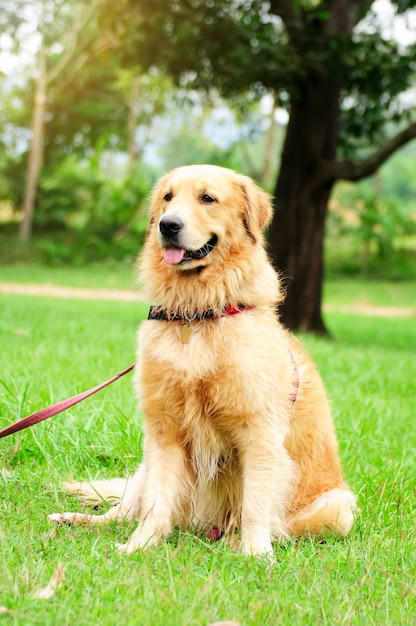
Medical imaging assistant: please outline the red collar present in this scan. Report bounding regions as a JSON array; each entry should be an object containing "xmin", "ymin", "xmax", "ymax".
[{"xmin": 147, "ymin": 304, "xmax": 255, "ymax": 321}]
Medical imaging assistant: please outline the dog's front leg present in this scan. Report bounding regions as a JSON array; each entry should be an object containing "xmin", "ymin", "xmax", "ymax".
[
  {"xmin": 117, "ymin": 438, "xmax": 189, "ymax": 554},
  {"xmin": 240, "ymin": 435, "xmax": 294, "ymax": 556}
]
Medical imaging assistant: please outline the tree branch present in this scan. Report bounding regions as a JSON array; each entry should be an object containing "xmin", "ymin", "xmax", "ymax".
[
  {"xmin": 50, "ymin": 33, "xmax": 119, "ymax": 97},
  {"xmin": 46, "ymin": 2, "xmax": 100, "ymax": 85},
  {"xmin": 329, "ymin": 121, "xmax": 416, "ymax": 182}
]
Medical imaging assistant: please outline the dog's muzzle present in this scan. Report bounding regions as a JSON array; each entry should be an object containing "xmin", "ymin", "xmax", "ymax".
[{"xmin": 159, "ymin": 215, "xmax": 217, "ymax": 265}]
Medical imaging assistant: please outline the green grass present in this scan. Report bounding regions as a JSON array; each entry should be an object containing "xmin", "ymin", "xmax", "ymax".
[
  {"xmin": 324, "ymin": 278, "xmax": 416, "ymax": 308},
  {"xmin": 0, "ymin": 287, "xmax": 415, "ymax": 625},
  {"xmin": 0, "ymin": 263, "xmax": 138, "ymax": 290}
]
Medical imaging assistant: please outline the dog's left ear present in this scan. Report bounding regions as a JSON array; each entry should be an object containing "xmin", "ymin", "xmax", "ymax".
[{"xmin": 237, "ymin": 175, "xmax": 274, "ymax": 241}]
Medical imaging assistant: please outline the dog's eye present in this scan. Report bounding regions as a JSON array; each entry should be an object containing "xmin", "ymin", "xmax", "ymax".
[
  {"xmin": 201, "ymin": 194, "xmax": 216, "ymax": 204},
  {"xmin": 163, "ymin": 192, "xmax": 172, "ymax": 202}
]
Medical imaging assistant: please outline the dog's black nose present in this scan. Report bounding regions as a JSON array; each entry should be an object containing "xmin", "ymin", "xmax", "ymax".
[{"xmin": 159, "ymin": 215, "xmax": 184, "ymax": 238}]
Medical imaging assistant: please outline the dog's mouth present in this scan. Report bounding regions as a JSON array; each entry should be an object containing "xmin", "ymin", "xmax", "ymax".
[{"xmin": 163, "ymin": 235, "xmax": 218, "ymax": 266}]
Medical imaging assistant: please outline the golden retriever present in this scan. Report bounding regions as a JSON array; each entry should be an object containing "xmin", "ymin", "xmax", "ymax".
[{"xmin": 49, "ymin": 164, "xmax": 357, "ymax": 555}]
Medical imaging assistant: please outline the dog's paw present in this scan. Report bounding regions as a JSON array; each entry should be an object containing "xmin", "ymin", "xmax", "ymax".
[
  {"xmin": 115, "ymin": 541, "xmax": 136, "ymax": 554},
  {"xmin": 239, "ymin": 530, "xmax": 276, "ymax": 557},
  {"xmin": 226, "ymin": 532, "xmax": 274, "ymax": 557},
  {"xmin": 241, "ymin": 542, "xmax": 274, "ymax": 558},
  {"xmin": 48, "ymin": 512, "xmax": 70, "ymax": 525},
  {"xmin": 114, "ymin": 539, "xmax": 150, "ymax": 554},
  {"xmin": 48, "ymin": 512, "xmax": 92, "ymax": 526},
  {"xmin": 114, "ymin": 528, "xmax": 160, "ymax": 554}
]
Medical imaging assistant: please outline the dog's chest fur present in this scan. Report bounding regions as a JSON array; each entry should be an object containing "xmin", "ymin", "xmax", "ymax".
[
  {"xmin": 138, "ymin": 319, "xmax": 253, "ymax": 483},
  {"xmin": 137, "ymin": 313, "xmax": 293, "ymax": 486}
]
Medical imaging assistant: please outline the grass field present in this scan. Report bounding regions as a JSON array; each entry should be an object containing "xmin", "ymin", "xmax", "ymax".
[
  {"xmin": 0, "ymin": 273, "xmax": 415, "ymax": 625},
  {"xmin": 0, "ymin": 262, "xmax": 139, "ymax": 291}
]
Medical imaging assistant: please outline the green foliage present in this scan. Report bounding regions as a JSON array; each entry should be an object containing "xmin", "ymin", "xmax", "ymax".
[
  {"xmin": 10, "ymin": 155, "xmax": 153, "ymax": 265},
  {"xmin": 339, "ymin": 32, "xmax": 416, "ymax": 159},
  {"xmin": 395, "ymin": 0, "xmax": 416, "ymax": 13},
  {"xmin": 354, "ymin": 193, "xmax": 411, "ymax": 259},
  {"xmin": 120, "ymin": 0, "xmax": 416, "ymax": 159},
  {"xmin": 0, "ymin": 1, "xmax": 142, "ymax": 166},
  {"xmin": 0, "ymin": 152, "xmax": 26, "ymax": 210},
  {"xmin": 326, "ymin": 194, "xmax": 416, "ymax": 278},
  {"xmin": 325, "ymin": 141, "xmax": 416, "ymax": 278},
  {"xmin": 378, "ymin": 142, "xmax": 416, "ymax": 201},
  {"xmin": 159, "ymin": 130, "xmax": 235, "ymax": 170}
]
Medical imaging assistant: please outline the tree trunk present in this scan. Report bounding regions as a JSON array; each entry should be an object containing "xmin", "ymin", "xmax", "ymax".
[
  {"xmin": 20, "ymin": 44, "xmax": 47, "ymax": 242},
  {"xmin": 19, "ymin": 1, "xmax": 100, "ymax": 242},
  {"xmin": 267, "ymin": 80, "xmax": 340, "ymax": 334},
  {"xmin": 127, "ymin": 77, "xmax": 141, "ymax": 169},
  {"xmin": 260, "ymin": 92, "xmax": 277, "ymax": 187}
]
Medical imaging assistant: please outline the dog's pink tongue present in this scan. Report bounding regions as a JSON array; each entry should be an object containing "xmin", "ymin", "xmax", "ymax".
[{"xmin": 163, "ymin": 248, "xmax": 185, "ymax": 265}]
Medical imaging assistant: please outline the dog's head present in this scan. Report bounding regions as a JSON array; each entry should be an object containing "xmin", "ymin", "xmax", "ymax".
[
  {"xmin": 140, "ymin": 165, "xmax": 279, "ymax": 313},
  {"xmin": 147, "ymin": 165, "xmax": 273, "ymax": 271}
]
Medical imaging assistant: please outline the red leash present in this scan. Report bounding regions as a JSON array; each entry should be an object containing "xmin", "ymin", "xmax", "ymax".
[{"xmin": 0, "ymin": 364, "xmax": 135, "ymax": 439}]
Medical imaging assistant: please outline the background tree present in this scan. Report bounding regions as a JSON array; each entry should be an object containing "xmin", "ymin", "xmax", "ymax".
[
  {"xmin": 1, "ymin": 0, "xmax": 130, "ymax": 242},
  {"xmin": 117, "ymin": 0, "xmax": 416, "ymax": 332},
  {"xmin": 18, "ymin": 0, "xmax": 109, "ymax": 242},
  {"xmin": 1, "ymin": 1, "xmax": 178, "ymax": 242}
]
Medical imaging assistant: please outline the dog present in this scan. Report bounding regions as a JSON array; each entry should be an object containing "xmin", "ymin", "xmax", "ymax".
[{"xmin": 49, "ymin": 164, "xmax": 357, "ymax": 555}]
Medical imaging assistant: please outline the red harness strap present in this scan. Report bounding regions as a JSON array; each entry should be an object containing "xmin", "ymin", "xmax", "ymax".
[{"xmin": 289, "ymin": 351, "xmax": 300, "ymax": 405}]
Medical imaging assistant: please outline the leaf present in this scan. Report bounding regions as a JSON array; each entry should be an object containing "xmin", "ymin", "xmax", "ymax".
[
  {"xmin": 32, "ymin": 562, "xmax": 65, "ymax": 599},
  {"xmin": 208, "ymin": 622, "xmax": 241, "ymax": 626}
]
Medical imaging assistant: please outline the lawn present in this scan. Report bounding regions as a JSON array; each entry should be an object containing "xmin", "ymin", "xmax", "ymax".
[
  {"xmin": 0, "ymin": 262, "xmax": 138, "ymax": 291},
  {"xmin": 0, "ymin": 276, "xmax": 415, "ymax": 625}
]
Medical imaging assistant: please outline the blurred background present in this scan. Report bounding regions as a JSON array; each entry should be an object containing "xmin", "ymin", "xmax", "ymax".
[{"xmin": 0, "ymin": 0, "xmax": 415, "ymax": 332}]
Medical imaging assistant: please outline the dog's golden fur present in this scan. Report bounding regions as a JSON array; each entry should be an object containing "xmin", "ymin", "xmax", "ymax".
[{"xmin": 50, "ymin": 164, "xmax": 356, "ymax": 555}]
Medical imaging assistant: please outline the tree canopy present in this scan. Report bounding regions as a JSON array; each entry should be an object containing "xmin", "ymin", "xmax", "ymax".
[{"xmin": 115, "ymin": 0, "xmax": 416, "ymax": 161}]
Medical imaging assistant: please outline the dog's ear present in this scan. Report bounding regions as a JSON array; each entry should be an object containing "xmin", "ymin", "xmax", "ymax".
[
  {"xmin": 146, "ymin": 172, "xmax": 168, "ymax": 236},
  {"xmin": 146, "ymin": 215, "xmax": 155, "ymax": 238},
  {"xmin": 237, "ymin": 175, "xmax": 273, "ymax": 241}
]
